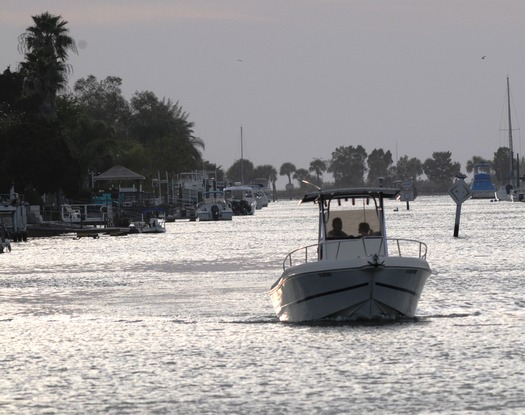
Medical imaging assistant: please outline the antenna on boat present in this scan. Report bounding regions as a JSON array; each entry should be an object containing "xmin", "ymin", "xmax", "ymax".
[{"xmin": 301, "ymin": 179, "xmax": 321, "ymax": 191}]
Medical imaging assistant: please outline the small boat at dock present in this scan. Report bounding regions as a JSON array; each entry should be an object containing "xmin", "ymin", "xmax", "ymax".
[
  {"xmin": 195, "ymin": 190, "xmax": 233, "ymax": 221},
  {"xmin": 129, "ymin": 209, "xmax": 166, "ymax": 233},
  {"xmin": 223, "ymin": 186, "xmax": 257, "ymax": 215},
  {"xmin": 470, "ymin": 163, "xmax": 496, "ymax": 199}
]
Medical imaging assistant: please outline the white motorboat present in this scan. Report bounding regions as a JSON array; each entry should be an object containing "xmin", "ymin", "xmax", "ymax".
[
  {"xmin": 269, "ymin": 187, "xmax": 431, "ymax": 322},
  {"xmin": 1, "ymin": 188, "xmax": 27, "ymax": 242},
  {"xmin": 129, "ymin": 210, "xmax": 166, "ymax": 233},
  {"xmin": 195, "ymin": 191, "xmax": 233, "ymax": 221},
  {"xmin": 0, "ymin": 223, "xmax": 11, "ymax": 253},
  {"xmin": 249, "ymin": 185, "xmax": 269, "ymax": 209},
  {"xmin": 129, "ymin": 217, "xmax": 166, "ymax": 233},
  {"xmin": 223, "ymin": 186, "xmax": 257, "ymax": 215},
  {"xmin": 61, "ymin": 204, "xmax": 112, "ymax": 225}
]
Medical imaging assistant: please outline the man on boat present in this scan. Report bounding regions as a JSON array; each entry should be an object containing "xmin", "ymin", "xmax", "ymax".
[
  {"xmin": 328, "ymin": 217, "xmax": 347, "ymax": 238},
  {"xmin": 357, "ymin": 222, "xmax": 373, "ymax": 237}
]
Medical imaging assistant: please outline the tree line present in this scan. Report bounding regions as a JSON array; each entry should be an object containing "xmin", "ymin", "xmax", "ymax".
[{"xmin": 0, "ymin": 12, "xmax": 519, "ymax": 204}]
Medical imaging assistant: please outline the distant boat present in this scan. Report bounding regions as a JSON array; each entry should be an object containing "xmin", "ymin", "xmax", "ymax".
[
  {"xmin": 470, "ymin": 163, "xmax": 496, "ymax": 199},
  {"xmin": 195, "ymin": 190, "xmax": 233, "ymax": 221},
  {"xmin": 129, "ymin": 209, "xmax": 166, "ymax": 233},
  {"xmin": 0, "ymin": 223, "xmax": 12, "ymax": 253},
  {"xmin": 223, "ymin": 186, "xmax": 257, "ymax": 215},
  {"xmin": 495, "ymin": 76, "xmax": 524, "ymax": 201},
  {"xmin": 248, "ymin": 184, "xmax": 269, "ymax": 209},
  {"xmin": 0, "ymin": 187, "xmax": 28, "ymax": 242}
]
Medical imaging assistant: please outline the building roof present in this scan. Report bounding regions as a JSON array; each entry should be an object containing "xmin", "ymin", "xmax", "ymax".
[{"xmin": 94, "ymin": 165, "xmax": 145, "ymax": 182}]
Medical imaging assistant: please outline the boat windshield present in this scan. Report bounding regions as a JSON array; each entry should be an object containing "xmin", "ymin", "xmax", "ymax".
[
  {"xmin": 325, "ymin": 198, "xmax": 381, "ymax": 239},
  {"xmin": 225, "ymin": 189, "xmax": 252, "ymax": 199},
  {"xmin": 204, "ymin": 191, "xmax": 224, "ymax": 199}
]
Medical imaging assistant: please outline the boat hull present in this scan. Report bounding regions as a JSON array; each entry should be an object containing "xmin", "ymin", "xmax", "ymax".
[
  {"xmin": 470, "ymin": 167, "xmax": 496, "ymax": 199},
  {"xmin": 197, "ymin": 213, "xmax": 233, "ymax": 221},
  {"xmin": 269, "ymin": 256, "xmax": 431, "ymax": 322},
  {"xmin": 471, "ymin": 190, "xmax": 496, "ymax": 199}
]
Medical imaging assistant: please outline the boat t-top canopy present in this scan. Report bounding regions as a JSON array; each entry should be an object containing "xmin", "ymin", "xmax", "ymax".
[
  {"xmin": 300, "ymin": 187, "xmax": 400, "ymax": 204},
  {"xmin": 223, "ymin": 186, "xmax": 254, "ymax": 191}
]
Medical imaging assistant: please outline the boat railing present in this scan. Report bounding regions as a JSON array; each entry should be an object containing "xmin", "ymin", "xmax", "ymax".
[
  {"xmin": 282, "ymin": 238, "xmax": 428, "ymax": 270},
  {"xmin": 387, "ymin": 238, "xmax": 428, "ymax": 260}
]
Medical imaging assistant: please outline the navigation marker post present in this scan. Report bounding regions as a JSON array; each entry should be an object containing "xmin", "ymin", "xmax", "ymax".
[
  {"xmin": 448, "ymin": 173, "xmax": 472, "ymax": 237},
  {"xmin": 398, "ymin": 179, "xmax": 416, "ymax": 210}
]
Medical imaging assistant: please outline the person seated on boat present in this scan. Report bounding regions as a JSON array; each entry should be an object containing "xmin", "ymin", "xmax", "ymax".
[
  {"xmin": 357, "ymin": 222, "xmax": 373, "ymax": 237},
  {"xmin": 327, "ymin": 217, "xmax": 348, "ymax": 238}
]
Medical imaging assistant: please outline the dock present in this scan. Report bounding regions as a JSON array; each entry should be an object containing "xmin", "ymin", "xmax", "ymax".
[{"xmin": 75, "ymin": 228, "xmax": 130, "ymax": 239}]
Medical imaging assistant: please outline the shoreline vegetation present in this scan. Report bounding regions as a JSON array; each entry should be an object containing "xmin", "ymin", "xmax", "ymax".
[{"xmin": 1, "ymin": 12, "xmax": 518, "ymax": 204}]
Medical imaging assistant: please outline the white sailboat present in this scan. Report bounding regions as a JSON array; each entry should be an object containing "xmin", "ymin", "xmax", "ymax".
[{"xmin": 495, "ymin": 76, "xmax": 524, "ymax": 201}]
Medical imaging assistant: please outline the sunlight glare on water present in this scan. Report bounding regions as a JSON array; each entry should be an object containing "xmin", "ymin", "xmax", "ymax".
[{"xmin": 1, "ymin": 196, "xmax": 524, "ymax": 414}]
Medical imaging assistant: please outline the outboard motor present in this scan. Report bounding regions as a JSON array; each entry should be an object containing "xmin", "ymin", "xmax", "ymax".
[
  {"xmin": 211, "ymin": 204, "xmax": 220, "ymax": 220},
  {"xmin": 240, "ymin": 200, "xmax": 250, "ymax": 215},
  {"xmin": 231, "ymin": 201, "xmax": 241, "ymax": 215}
]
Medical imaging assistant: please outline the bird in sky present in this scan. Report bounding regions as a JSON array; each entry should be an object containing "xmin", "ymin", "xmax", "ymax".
[{"xmin": 481, "ymin": 55, "xmax": 486, "ymax": 59}]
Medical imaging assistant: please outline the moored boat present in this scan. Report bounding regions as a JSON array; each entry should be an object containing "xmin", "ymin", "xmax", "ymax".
[
  {"xmin": 0, "ymin": 223, "xmax": 11, "ymax": 253},
  {"xmin": 249, "ymin": 184, "xmax": 269, "ymax": 209},
  {"xmin": 494, "ymin": 77, "xmax": 525, "ymax": 201},
  {"xmin": 195, "ymin": 190, "xmax": 233, "ymax": 221},
  {"xmin": 223, "ymin": 186, "xmax": 257, "ymax": 215},
  {"xmin": 269, "ymin": 187, "xmax": 431, "ymax": 322},
  {"xmin": 129, "ymin": 209, "xmax": 166, "ymax": 233},
  {"xmin": 470, "ymin": 163, "xmax": 496, "ymax": 199},
  {"xmin": 129, "ymin": 217, "xmax": 166, "ymax": 233}
]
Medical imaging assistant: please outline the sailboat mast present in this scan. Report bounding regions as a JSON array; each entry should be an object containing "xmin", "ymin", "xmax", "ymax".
[
  {"xmin": 507, "ymin": 76, "xmax": 515, "ymax": 186},
  {"xmin": 240, "ymin": 126, "xmax": 244, "ymax": 184}
]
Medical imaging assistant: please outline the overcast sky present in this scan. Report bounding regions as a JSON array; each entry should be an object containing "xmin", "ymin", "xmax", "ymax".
[{"xmin": 3, "ymin": 1, "xmax": 525, "ymax": 186}]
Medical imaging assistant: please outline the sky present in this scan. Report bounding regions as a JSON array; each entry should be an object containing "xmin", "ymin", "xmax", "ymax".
[{"xmin": 3, "ymin": 0, "xmax": 525, "ymax": 188}]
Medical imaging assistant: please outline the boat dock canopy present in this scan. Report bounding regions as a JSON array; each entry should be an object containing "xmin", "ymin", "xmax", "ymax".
[
  {"xmin": 300, "ymin": 187, "xmax": 400, "ymax": 203},
  {"xmin": 94, "ymin": 165, "xmax": 145, "ymax": 182}
]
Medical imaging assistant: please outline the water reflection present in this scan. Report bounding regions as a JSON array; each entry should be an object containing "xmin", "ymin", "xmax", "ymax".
[{"xmin": 1, "ymin": 197, "xmax": 524, "ymax": 413}]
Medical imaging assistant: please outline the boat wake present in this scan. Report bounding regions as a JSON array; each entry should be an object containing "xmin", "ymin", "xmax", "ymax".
[{"xmin": 420, "ymin": 312, "xmax": 474, "ymax": 319}]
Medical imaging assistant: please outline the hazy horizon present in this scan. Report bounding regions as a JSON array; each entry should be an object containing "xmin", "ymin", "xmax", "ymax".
[{"xmin": 2, "ymin": 1, "xmax": 525, "ymax": 188}]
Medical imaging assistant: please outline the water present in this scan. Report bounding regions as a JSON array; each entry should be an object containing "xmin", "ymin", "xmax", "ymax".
[{"xmin": 1, "ymin": 196, "xmax": 524, "ymax": 414}]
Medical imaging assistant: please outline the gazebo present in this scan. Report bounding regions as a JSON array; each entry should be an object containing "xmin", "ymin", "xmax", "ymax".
[
  {"xmin": 93, "ymin": 165, "xmax": 147, "ymax": 208},
  {"xmin": 94, "ymin": 165, "xmax": 145, "ymax": 182}
]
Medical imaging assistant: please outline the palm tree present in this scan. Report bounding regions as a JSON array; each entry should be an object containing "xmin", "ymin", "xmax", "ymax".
[
  {"xmin": 292, "ymin": 168, "xmax": 311, "ymax": 189},
  {"xmin": 279, "ymin": 162, "xmax": 296, "ymax": 200},
  {"xmin": 309, "ymin": 158, "xmax": 327, "ymax": 187},
  {"xmin": 129, "ymin": 90, "xmax": 204, "ymax": 175},
  {"xmin": 279, "ymin": 162, "xmax": 296, "ymax": 185},
  {"xmin": 18, "ymin": 12, "xmax": 77, "ymax": 120},
  {"xmin": 268, "ymin": 166, "xmax": 278, "ymax": 202},
  {"xmin": 252, "ymin": 164, "xmax": 277, "ymax": 201}
]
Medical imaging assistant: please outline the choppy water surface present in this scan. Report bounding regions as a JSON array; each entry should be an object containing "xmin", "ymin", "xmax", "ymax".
[{"xmin": 1, "ymin": 196, "xmax": 524, "ymax": 414}]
